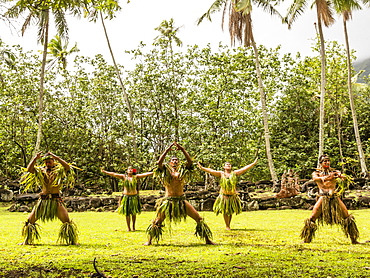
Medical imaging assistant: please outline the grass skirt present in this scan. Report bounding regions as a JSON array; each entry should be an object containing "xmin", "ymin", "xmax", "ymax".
[
  {"xmin": 117, "ymin": 194, "xmax": 141, "ymax": 216},
  {"xmin": 155, "ymin": 196, "xmax": 187, "ymax": 224},
  {"xmin": 317, "ymin": 195, "xmax": 344, "ymax": 226},
  {"xmin": 213, "ymin": 193, "xmax": 242, "ymax": 216},
  {"xmin": 34, "ymin": 194, "xmax": 65, "ymax": 222}
]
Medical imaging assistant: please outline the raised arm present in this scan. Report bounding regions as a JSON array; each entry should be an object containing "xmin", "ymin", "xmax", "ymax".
[
  {"xmin": 47, "ymin": 152, "xmax": 70, "ymax": 171},
  {"xmin": 26, "ymin": 151, "xmax": 43, "ymax": 174},
  {"xmin": 197, "ymin": 162, "xmax": 222, "ymax": 177},
  {"xmin": 136, "ymin": 171, "xmax": 154, "ymax": 179},
  {"xmin": 157, "ymin": 143, "xmax": 175, "ymax": 170},
  {"xmin": 101, "ymin": 168, "xmax": 126, "ymax": 179},
  {"xmin": 233, "ymin": 157, "xmax": 258, "ymax": 176},
  {"xmin": 175, "ymin": 142, "xmax": 192, "ymax": 169}
]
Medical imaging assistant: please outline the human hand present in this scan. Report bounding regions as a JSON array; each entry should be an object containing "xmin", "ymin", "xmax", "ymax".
[
  {"xmin": 173, "ymin": 142, "xmax": 183, "ymax": 150},
  {"xmin": 35, "ymin": 151, "xmax": 43, "ymax": 160}
]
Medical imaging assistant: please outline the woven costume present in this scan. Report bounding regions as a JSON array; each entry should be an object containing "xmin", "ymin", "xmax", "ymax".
[
  {"xmin": 213, "ymin": 172, "xmax": 242, "ymax": 216},
  {"xmin": 301, "ymin": 170, "xmax": 359, "ymax": 243},
  {"xmin": 146, "ymin": 163, "xmax": 213, "ymax": 243},
  {"xmin": 117, "ymin": 194, "xmax": 142, "ymax": 216},
  {"xmin": 20, "ymin": 163, "xmax": 78, "ymax": 245}
]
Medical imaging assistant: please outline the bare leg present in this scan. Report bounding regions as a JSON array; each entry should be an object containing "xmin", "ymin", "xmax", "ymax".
[
  {"xmin": 310, "ymin": 197, "xmax": 323, "ymax": 222},
  {"xmin": 56, "ymin": 203, "xmax": 71, "ymax": 223},
  {"xmin": 125, "ymin": 216, "xmax": 131, "ymax": 231},
  {"xmin": 223, "ymin": 214, "xmax": 232, "ymax": 230},
  {"xmin": 27, "ymin": 207, "xmax": 37, "ymax": 224},
  {"xmin": 132, "ymin": 215, "xmax": 137, "ymax": 231},
  {"xmin": 185, "ymin": 201, "xmax": 215, "ymax": 245},
  {"xmin": 338, "ymin": 198, "xmax": 350, "ymax": 218}
]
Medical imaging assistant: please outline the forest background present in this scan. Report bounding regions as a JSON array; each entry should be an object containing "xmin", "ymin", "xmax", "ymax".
[{"xmin": 1, "ymin": 0, "xmax": 370, "ymax": 192}]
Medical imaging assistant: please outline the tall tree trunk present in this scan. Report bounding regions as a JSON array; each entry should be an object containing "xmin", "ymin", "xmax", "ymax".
[
  {"xmin": 250, "ymin": 36, "xmax": 278, "ymax": 183},
  {"xmin": 100, "ymin": 11, "xmax": 138, "ymax": 163},
  {"xmin": 316, "ymin": 8, "xmax": 327, "ymax": 167},
  {"xmin": 343, "ymin": 17, "xmax": 368, "ymax": 176},
  {"xmin": 34, "ymin": 11, "xmax": 49, "ymax": 154}
]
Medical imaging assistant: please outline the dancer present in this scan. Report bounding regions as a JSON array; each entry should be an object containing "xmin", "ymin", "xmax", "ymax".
[
  {"xmin": 144, "ymin": 142, "xmax": 214, "ymax": 245},
  {"xmin": 300, "ymin": 154, "xmax": 359, "ymax": 244},
  {"xmin": 198, "ymin": 158, "xmax": 258, "ymax": 230},
  {"xmin": 20, "ymin": 152, "xmax": 78, "ymax": 245},
  {"xmin": 101, "ymin": 166, "xmax": 153, "ymax": 231}
]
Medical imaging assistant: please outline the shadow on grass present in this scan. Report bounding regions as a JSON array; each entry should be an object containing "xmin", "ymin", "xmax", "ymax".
[{"xmin": 226, "ymin": 228, "xmax": 269, "ymax": 232}]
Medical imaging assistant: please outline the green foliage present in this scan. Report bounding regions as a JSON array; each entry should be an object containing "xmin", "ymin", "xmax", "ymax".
[{"xmin": 0, "ymin": 36, "xmax": 369, "ymax": 184}]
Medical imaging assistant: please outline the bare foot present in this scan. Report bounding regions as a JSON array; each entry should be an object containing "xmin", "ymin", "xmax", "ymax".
[
  {"xmin": 225, "ymin": 227, "xmax": 231, "ymax": 231},
  {"xmin": 351, "ymin": 240, "xmax": 361, "ymax": 244},
  {"xmin": 143, "ymin": 241, "xmax": 152, "ymax": 246},
  {"xmin": 206, "ymin": 239, "xmax": 216, "ymax": 245}
]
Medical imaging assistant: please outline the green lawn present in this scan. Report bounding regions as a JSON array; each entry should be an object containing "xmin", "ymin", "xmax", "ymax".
[{"xmin": 1, "ymin": 203, "xmax": 370, "ymax": 277}]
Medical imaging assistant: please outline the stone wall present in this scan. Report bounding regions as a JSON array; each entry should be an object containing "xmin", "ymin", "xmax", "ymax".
[
  {"xmin": 3, "ymin": 177, "xmax": 370, "ymax": 213},
  {"xmin": 6, "ymin": 189, "xmax": 370, "ymax": 213}
]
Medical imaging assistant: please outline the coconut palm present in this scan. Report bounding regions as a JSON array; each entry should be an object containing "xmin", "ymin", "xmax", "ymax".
[
  {"xmin": 332, "ymin": 0, "xmax": 370, "ymax": 176},
  {"xmin": 198, "ymin": 0, "xmax": 282, "ymax": 183},
  {"xmin": 286, "ymin": 0, "xmax": 335, "ymax": 165},
  {"xmin": 4, "ymin": 0, "xmax": 85, "ymax": 154},
  {"xmin": 47, "ymin": 35, "xmax": 79, "ymax": 70}
]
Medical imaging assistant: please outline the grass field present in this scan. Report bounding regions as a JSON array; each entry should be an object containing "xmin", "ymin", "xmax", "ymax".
[{"xmin": 1, "ymin": 203, "xmax": 370, "ymax": 277}]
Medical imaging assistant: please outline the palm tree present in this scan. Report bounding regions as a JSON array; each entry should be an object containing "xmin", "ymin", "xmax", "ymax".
[
  {"xmin": 5, "ymin": 0, "xmax": 85, "ymax": 154},
  {"xmin": 153, "ymin": 19, "xmax": 183, "ymax": 141},
  {"xmin": 332, "ymin": 0, "xmax": 369, "ymax": 176},
  {"xmin": 198, "ymin": 0, "xmax": 281, "ymax": 183},
  {"xmin": 47, "ymin": 35, "xmax": 79, "ymax": 70},
  {"xmin": 85, "ymin": 1, "xmax": 138, "ymax": 163},
  {"xmin": 286, "ymin": 0, "xmax": 335, "ymax": 165}
]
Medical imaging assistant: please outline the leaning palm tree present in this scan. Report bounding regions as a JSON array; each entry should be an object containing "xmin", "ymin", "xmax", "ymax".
[
  {"xmin": 85, "ymin": 0, "xmax": 138, "ymax": 163},
  {"xmin": 286, "ymin": 0, "xmax": 335, "ymax": 165},
  {"xmin": 5, "ymin": 0, "xmax": 85, "ymax": 154},
  {"xmin": 47, "ymin": 35, "xmax": 79, "ymax": 70},
  {"xmin": 332, "ymin": 0, "xmax": 370, "ymax": 176},
  {"xmin": 198, "ymin": 0, "xmax": 281, "ymax": 183}
]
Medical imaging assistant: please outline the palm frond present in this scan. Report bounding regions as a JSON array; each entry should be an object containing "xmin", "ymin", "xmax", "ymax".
[
  {"xmin": 255, "ymin": 0, "xmax": 283, "ymax": 20},
  {"xmin": 316, "ymin": 0, "xmax": 335, "ymax": 27},
  {"xmin": 53, "ymin": 9, "xmax": 68, "ymax": 40},
  {"xmin": 286, "ymin": 0, "xmax": 309, "ymax": 29},
  {"xmin": 197, "ymin": 0, "xmax": 227, "ymax": 25}
]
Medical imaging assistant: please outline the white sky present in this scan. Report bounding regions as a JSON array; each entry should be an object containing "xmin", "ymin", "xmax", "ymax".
[{"xmin": 2, "ymin": 0, "xmax": 370, "ymax": 70}]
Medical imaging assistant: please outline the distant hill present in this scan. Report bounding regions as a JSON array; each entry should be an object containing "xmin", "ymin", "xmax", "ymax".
[{"xmin": 353, "ymin": 57, "xmax": 370, "ymax": 83}]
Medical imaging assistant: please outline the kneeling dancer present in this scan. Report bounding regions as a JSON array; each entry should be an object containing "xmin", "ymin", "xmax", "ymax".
[
  {"xmin": 20, "ymin": 152, "xmax": 78, "ymax": 245},
  {"xmin": 144, "ymin": 142, "xmax": 214, "ymax": 245},
  {"xmin": 301, "ymin": 154, "xmax": 359, "ymax": 244}
]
